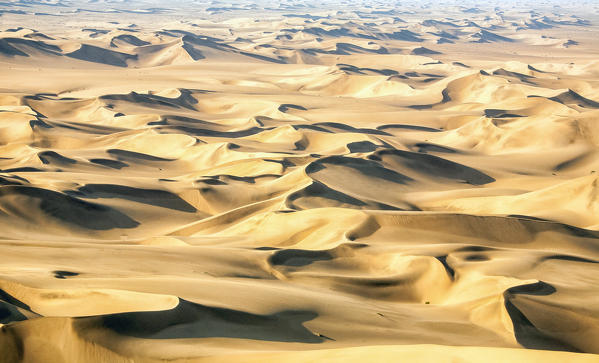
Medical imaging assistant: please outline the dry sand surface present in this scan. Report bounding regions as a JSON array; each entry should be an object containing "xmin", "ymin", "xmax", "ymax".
[{"xmin": 1, "ymin": 0, "xmax": 599, "ymax": 362}]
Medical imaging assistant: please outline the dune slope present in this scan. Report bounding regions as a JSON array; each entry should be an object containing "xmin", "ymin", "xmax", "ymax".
[{"xmin": 0, "ymin": 0, "xmax": 599, "ymax": 362}]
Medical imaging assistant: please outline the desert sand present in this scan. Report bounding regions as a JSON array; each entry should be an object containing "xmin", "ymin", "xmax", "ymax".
[{"xmin": 0, "ymin": 0, "xmax": 599, "ymax": 362}]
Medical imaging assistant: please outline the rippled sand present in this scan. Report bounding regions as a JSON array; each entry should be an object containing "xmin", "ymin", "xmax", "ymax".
[{"xmin": 0, "ymin": 1, "xmax": 599, "ymax": 362}]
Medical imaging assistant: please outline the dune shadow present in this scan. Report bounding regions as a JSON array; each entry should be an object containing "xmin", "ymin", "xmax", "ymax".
[
  {"xmin": 70, "ymin": 184, "xmax": 197, "ymax": 212},
  {"xmin": 107, "ymin": 149, "xmax": 174, "ymax": 162},
  {"xmin": 337, "ymin": 63, "xmax": 398, "ymax": 76},
  {"xmin": 435, "ymin": 255, "xmax": 455, "ymax": 279},
  {"xmin": 110, "ymin": 34, "xmax": 150, "ymax": 47},
  {"xmin": 377, "ymin": 124, "xmax": 442, "ymax": 133},
  {"xmin": 270, "ymin": 248, "xmax": 334, "ymax": 267},
  {"xmin": 89, "ymin": 158, "xmax": 129, "ymax": 170},
  {"xmin": 0, "ymin": 289, "xmax": 35, "ymax": 324},
  {"xmin": 412, "ymin": 143, "xmax": 458, "ymax": 154},
  {"xmin": 549, "ymin": 89, "xmax": 599, "ymax": 109},
  {"xmin": 96, "ymin": 299, "xmax": 324, "ymax": 343},
  {"xmin": 503, "ymin": 281, "xmax": 580, "ymax": 352},
  {"xmin": 314, "ymin": 122, "xmax": 390, "ymax": 136},
  {"xmin": 411, "ymin": 47, "xmax": 441, "ymax": 55},
  {"xmin": 375, "ymin": 149, "xmax": 495, "ymax": 185},
  {"xmin": 0, "ymin": 186, "xmax": 139, "ymax": 230},
  {"xmin": 100, "ymin": 89, "xmax": 198, "ymax": 110},
  {"xmin": 541, "ymin": 254, "xmax": 599, "ymax": 264},
  {"xmin": 0, "ymin": 175, "xmax": 27, "ymax": 186},
  {"xmin": 53, "ymin": 270, "xmax": 80, "ymax": 279},
  {"xmin": 347, "ymin": 141, "xmax": 379, "ymax": 153},
  {"xmin": 493, "ymin": 69, "xmax": 535, "ymax": 84},
  {"xmin": 66, "ymin": 44, "xmax": 138, "ymax": 67},
  {"xmin": 307, "ymin": 156, "xmax": 414, "ymax": 185},
  {"xmin": 38, "ymin": 151, "xmax": 77, "ymax": 165},
  {"xmin": 0, "ymin": 37, "xmax": 61, "ymax": 57},
  {"xmin": 278, "ymin": 104, "xmax": 307, "ymax": 112},
  {"xmin": 159, "ymin": 125, "xmax": 268, "ymax": 138},
  {"xmin": 286, "ymin": 180, "xmax": 403, "ymax": 211},
  {"xmin": 408, "ymin": 89, "xmax": 452, "ymax": 109},
  {"xmin": 484, "ymin": 109, "xmax": 525, "ymax": 118}
]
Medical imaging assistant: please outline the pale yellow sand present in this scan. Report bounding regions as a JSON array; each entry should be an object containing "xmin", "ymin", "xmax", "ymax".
[{"xmin": 0, "ymin": 1, "xmax": 598, "ymax": 362}]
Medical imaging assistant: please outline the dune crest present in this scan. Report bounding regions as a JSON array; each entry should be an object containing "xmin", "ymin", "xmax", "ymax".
[{"xmin": 0, "ymin": 0, "xmax": 599, "ymax": 362}]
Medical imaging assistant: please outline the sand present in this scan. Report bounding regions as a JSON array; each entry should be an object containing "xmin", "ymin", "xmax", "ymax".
[{"xmin": 0, "ymin": 0, "xmax": 599, "ymax": 362}]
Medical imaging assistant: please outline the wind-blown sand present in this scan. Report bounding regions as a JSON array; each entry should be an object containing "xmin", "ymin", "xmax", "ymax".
[{"xmin": 0, "ymin": 0, "xmax": 599, "ymax": 362}]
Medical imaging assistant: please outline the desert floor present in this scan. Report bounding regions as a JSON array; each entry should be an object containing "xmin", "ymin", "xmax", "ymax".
[{"xmin": 0, "ymin": 1, "xmax": 599, "ymax": 362}]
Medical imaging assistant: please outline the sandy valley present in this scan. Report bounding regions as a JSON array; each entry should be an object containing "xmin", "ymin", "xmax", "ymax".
[{"xmin": 0, "ymin": 0, "xmax": 599, "ymax": 362}]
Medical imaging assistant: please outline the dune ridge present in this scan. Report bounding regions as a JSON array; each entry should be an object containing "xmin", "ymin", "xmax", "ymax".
[{"xmin": 0, "ymin": 0, "xmax": 599, "ymax": 362}]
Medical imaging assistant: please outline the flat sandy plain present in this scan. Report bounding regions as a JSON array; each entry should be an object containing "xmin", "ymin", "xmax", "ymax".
[{"xmin": 1, "ymin": 0, "xmax": 599, "ymax": 362}]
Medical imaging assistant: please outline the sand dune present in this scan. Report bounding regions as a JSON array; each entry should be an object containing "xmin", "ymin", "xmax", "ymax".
[{"xmin": 0, "ymin": 0, "xmax": 598, "ymax": 362}]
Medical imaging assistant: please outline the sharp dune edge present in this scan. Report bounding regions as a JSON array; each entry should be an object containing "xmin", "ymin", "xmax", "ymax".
[{"xmin": 1, "ymin": 0, "xmax": 599, "ymax": 362}]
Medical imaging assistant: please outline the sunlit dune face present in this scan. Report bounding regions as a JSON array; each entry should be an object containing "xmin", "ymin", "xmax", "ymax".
[{"xmin": 0, "ymin": 1, "xmax": 598, "ymax": 362}]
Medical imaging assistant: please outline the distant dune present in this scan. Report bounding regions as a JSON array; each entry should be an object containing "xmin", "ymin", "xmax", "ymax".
[{"xmin": 0, "ymin": 0, "xmax": 599, "ymax": 362}]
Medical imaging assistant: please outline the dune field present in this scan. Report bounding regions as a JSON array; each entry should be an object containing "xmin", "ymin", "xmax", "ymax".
[{"xmin": 0, "ymin": 0, "xmax": 599, "ymax": 362}]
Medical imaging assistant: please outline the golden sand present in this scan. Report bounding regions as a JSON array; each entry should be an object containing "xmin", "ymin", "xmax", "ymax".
[{"xmin": 0, "ymin": 1, "xmax": 598, "ymax": 362}]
